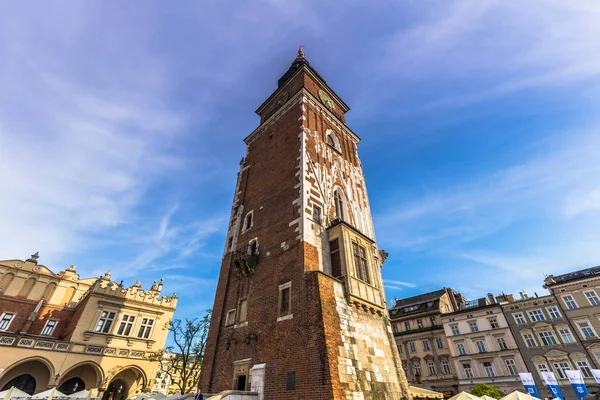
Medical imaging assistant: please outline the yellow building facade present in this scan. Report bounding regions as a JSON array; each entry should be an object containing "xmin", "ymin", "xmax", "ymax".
[{"xmin": 0, "ymin": 254, "xmax": 177, "ymax": 400}]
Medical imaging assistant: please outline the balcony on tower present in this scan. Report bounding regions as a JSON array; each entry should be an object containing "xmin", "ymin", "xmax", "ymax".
[
  {"xmin": 326, "ymin": 219, "xmax": 385, "ymax": 313},
  {"xmin": 232, "ymin": 241, "xmax": 259, "ymax": 277}
]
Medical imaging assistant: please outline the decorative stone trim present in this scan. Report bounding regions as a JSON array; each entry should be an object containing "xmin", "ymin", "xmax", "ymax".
[
  {"xmin": 34, "ymin": 340, "xmax": 55, "ymax": 350},
  {"xmin": 104, "ymin": 348, "xmax": 116, "ymax": 355},
  {"xmin": 0, "ymin": 336, "xmax": 16, "ymax": 346},
  {"xmin": 17, "ymin": 338, "xmax": 35, "ymax": 347},
  {"xmin": 86, "ymin": 345, "xmax": 104, "ymax": 354},
  {"xmin": 118, "ymin": 349, "xmax": 130, "ymax": 357},
  {"xmin": 129, "ymin": 351, "xmax": 144, "ymax": 358},
  {"xmin": 55, "ymin": 342, "xmax": 70, "ymax": 351}
]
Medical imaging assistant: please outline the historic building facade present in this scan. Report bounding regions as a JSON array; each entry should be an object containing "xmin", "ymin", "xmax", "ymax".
[
  {"xmin": 199, "ymin": 50, "xmax": 411, "ymax": 400},
  {"xmin": 0, "ymin": 254, "xmax": 177, "ymax": 400},
  {"xmin": 501, "ymin": 294, "xmax": 596, "ymax": 399},
  {"xmin": 441, "ymin": 296, "xmax": 527, "ymax": 395},
  {"xmin": 389, "ymin": 288, "xmax": 464, "ymax": 397},
  {"xmin": 544, "ymin": 266, "xmax": 600, "ymax": 370}
]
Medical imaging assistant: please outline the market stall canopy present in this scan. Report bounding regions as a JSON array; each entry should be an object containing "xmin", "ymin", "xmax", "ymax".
[
  {"xmin": 482, "ymin": 396, "xmax": 498, "ymax": 400},
  {"xmin": 500, "ymin": 391, "xmax": 540, "ymax": 400},
  {"xmin": 0, "ymin": 387, "xmax": 32, "ymax": 400},
  {"xmin": 409, "ymin": 386, "xmax": 444, "ymax": 399},
  {"xmin": 31, "ymin": 389, "xmax": 67, "ymax": 400},
  {"xmin": 448, "ymin": 392, "xmax": 483, "ymax": 400}
]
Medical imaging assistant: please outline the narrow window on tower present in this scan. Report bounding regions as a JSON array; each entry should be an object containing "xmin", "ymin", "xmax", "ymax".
[
  {"xmin": 334, "ymin": 189, "xmax": 345, "ymax": 221},
  {"xmin": 287, "ymin": 372, "xmax": 296, "ymax": 391},
  {"xmin": 278, "ymin": 281, "xmax": 292, "ymax": 321},
  {"xmin": 243, "ymin": 211, "xmax": 253, "ymax": 231},
  {"xmin": 248, "ymin": 239, "xmax": 258, "ymax": 256},
  {"xmin": 237, "ymin": 298, "xmax": 248, "ymax": 324},
  {"xmin": 313, "ymin": 205, "xmax": 322, "ymax": 225},
  {"xmin": 228, "ymin": 237, "xmax": 234, "ymax": 251},
  {"xmin": 352, "ymin": 242, "xmax": 371, "ymax": 284},
  {"xmin": 225, "ymin": 309, "xmax": 236, "ymax": 326},
  {"xmin": 329, "ymin": 239, "xmax": 342, "ymax": 277}
]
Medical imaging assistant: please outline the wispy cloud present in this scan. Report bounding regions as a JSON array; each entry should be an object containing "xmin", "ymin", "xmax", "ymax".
[{"xmin": 384, "ymin": 280, "xmax": 417, "ymax": 288}]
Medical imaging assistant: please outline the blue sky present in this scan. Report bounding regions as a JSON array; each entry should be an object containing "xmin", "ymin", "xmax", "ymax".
[{"xmin": 1, "ymin": 1, "xmax": 600, "ymax": 320}]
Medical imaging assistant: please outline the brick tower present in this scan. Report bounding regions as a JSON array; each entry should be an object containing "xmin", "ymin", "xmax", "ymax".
[{"xmin": 199, "ymin": 49, "xmax": 411, "ymax": 400}]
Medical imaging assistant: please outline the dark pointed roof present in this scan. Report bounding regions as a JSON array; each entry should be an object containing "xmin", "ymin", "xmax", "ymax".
[{"xmin": 256, "ymin": 49, "xmax": 350, "ymax": 115}]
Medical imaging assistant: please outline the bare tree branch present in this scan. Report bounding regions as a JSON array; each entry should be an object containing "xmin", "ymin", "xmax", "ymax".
[{"xmin": 149, "ymin": 309, "xmax": 212, "ymax": 394}]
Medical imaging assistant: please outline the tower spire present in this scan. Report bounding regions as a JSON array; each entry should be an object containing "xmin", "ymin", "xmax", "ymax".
[{"xmin": 296, "ymin": 45, "xmax": 305, "ymax": 59}]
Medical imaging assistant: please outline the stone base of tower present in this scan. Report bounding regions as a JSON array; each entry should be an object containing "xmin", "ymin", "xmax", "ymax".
[{"xmin": 315, "ymin": 272, "xmax": 412, "ymax": 400}]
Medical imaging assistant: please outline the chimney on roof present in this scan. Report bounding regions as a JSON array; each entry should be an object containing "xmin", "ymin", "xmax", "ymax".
[{"xmin": 519, "ymin": 292, "xmax": 528, "ymax": 300}]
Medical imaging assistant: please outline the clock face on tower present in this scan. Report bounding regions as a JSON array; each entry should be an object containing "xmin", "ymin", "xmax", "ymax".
[{"xmin": 318, "ymin": 89, "xmax": 336, "ymax": 111}]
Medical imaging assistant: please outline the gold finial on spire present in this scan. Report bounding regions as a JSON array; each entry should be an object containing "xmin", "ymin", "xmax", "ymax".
[{"xmin": 297, "ymin": 46, "xmax": 305, "ymax": 58}]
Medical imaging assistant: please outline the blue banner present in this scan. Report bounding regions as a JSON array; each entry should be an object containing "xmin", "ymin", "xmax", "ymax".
[
  {"xmin": 566, "ymin": 370, "xmax": 589, "ymax": 400},
  {"xmin": 541, "ymin": 371, "xmax": 565, "ymax": 400},
  {"xmin": 519, "ymin": 372, "xmax": 541, "ymax": 398}
]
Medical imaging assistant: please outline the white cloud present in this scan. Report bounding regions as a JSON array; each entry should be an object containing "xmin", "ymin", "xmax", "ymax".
[{"xmin": 383, "ymin": 279, "xmax": 417, "ymax": 288}]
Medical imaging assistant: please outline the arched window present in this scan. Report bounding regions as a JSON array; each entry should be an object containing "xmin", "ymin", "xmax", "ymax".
[
  {"xmin": 243, "ymin": 211, "xmax": 253, "ymax": 231},
  {"xmin": 249, "ymin": 240, "xmax": 258, "ymax": 256},
  {"xmin": 42, "ymin": 283, "xmax": 57, "ymax": 301},
  {"xmin": 334, "ymin": 189, "xmax": 345, "ymax": 220},
  {"xmin": 18, "ymin": 277, "xmax": 36, "ymax": 298},
  {"xmin": 0, "ymin": 273, "xmax": 15, "ymax": 292},
  {"xmin": 61, "ymin": 286, "xmax": 76, "ymax": 305},
  {"xmin": 325, "ymin": 130, "xmax": 342, "ymax": 153}
]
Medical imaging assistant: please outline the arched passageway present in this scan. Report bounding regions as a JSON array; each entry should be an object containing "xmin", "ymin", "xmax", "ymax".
[
  {"xmin": 57, "ymin": 362, "xmax": 103, "ymax": 395},
  {"xmin": 102, "ymin": 367, "xmax": 146, "ymax": 400},
  {"xmin": 0, "ymin": 359, "xmax": 53, "ymax": 395}
]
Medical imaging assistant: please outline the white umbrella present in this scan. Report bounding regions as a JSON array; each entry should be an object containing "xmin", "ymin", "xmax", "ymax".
[
  {"xmin": 67, "ymin": 390, "xmax": 96, "ymax": 400},
  {"xmin": 31, "ymin": 389, "xmax": 67, "ymax": 400},
  {"xmin": 0, "ymin": 387, "xmax": 32, "ymax": 400},
  {"xmin": 481, "ymin": 396, "xmax": 498, "ymax": 400},
  {"xmin": 448, "ymin": 392, "xmax": 483, "ymax": 400},
  {"xmin": 500, "ymin": 391, "xmax": 540, "ymax": 400}
]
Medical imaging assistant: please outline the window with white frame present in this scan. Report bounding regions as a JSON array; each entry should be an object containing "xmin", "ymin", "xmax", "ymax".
[
  {"xmin": 469, "ymin": 321, "xmax": 479, "ymax": 332},
  {"xmin": 563, "ymin": 295, "xmax": 578, "ymax": 310},
  {"xmin": 413, "ymin": 361, "xmax": 421, "ymax": 376},
  {"xmin": 427, "ymin": 360, "xmax": 436, "ymax": 375},
  {"xmin": 225, "ymin": 309, "xmax": 236, "ymax": 326},
  {"xmin": 409, "ymin": 341, "xmax": 416, "ymax": 353},
  {"xmin": 529, "ymin": 310, "xmax": 545, "ymax": 322},
  {"xmin": 489, "ymin": 318, "xmax": 500, "ymax": 329},
  {"xmin": 539, "ymin": 331, "xmax": 558, "ymax": 346},
  {"xmin": 547, "ymin": 307, "xmax": 561, "ymax": 319},
  {"xmin": 576, "ymin": 360, "xmax": 593, "ymax": 378},
  {"xmin": 505, "ymin": 359, "xmax": 518, "ymax": 375},
  {"xmin": 352, "ymin": 242, "xmax": 371, "ymax": 284},
  {"xmin": 95, "ymin": 311, "xmax": 116, "ymax": 333},
  {"xmin": 238, "ymin": 298, "xmax": 248, "ymax": 323},
  {"xmin": 417, "ymin": 319, "xmax": 424, "ymax": 328},
  {"xmin": 457, "ymin": 342, "xmax": 466, "ymax": 355},
  {"xmin": 41, "ymin": 319, "xmax": 57, "ymax": 336},
  {"xmin": 422, "ymin": 339, "xmax": 430, "ymax": 351},
  {"xmin": 441, "ymin": 359, "xmax": 451, "ymax": 375},
  {"xmin": 451, "ymin": 324, "xmax": 460, "ymax": 335},
  {"xmin": 553, "ymin": 362, "xmax": 571, "ymax": 379},
  {"xmin": 435, "ymin": 337, "xmax": 444, "ymax": 349},
  {"xmin": 278, "ymin": 281, "xmax": 292, "ymax": 318},
  {"xmin": 312, "ymin": 205, "xmax": 322, "ymax": 225},
  {"xmin": 514, "ymin": 313, "xmax": 526, "ymax": 324},
  {"xmin": 483, "ymin": 362, "xmax": 495, "ymax": 377},
  {"xmin": 577, "ymin": 321, "xmax": 596, "ymax": 339},
  {"xmin": 463, "ymin": 363, "xmax": 474, "ymax": 379},
  {"xmin": 137, "ymin": 317, "xmax": 154, "ymax": 339},
  {"xmin": 397, "ymin": 344, "xmax": 403, "ymax": 355},
  {"xmin": 523, "ymin": 333, "xmax": 537, "ymax": 347},
  {"xmin": 558, "ymin": 328, "xmax": 575, "ymax": 343},
  {"xmin": 537, "ymin": 364, "xmax": 549, "ymax": 374},
  {"xmin": 0, "ymin": 313, "xmax": 14, "ymax": 331},
  {"xmin": 585, "ymin": 291, "xmax": 600, "ymax": 306},
  {"xmin": 405, "ymin": 321, "xmax": 411, "ymax": 331},
  {"xmin": 117, "ymin": 314, "xmax": 135, "ymax": 336},
  {"xmin": 393, "ymin": 324, "xmax": 398, "ymax": 333},
  {"xmin": 243, "ymin": 211, "xmax": 253, "ymax": 231},
  {"xmin": 497, "ymin": 336, "xmax": 508, "ymax": 350},
  {"xmin": 476, "ymin": 340, "xmax": 486, "ymax": 352},
  {"xmin": 430, "ymin": 315, "xmax": 436, "ymax": 325}
]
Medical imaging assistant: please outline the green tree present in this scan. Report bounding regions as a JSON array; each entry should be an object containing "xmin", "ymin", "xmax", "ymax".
[
  {"xmin": 150, "ymin": 310, "xmax": 212, "ymax": 394},
  {"xmin": 470, "ymin": 383, "xmax": 502, "ymax": 399}
]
